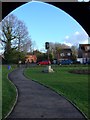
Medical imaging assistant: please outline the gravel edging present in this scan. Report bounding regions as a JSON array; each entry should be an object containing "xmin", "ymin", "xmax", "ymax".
[
  {"xmin": 3, "ymin": 68, "xmax": 18, "ymax": 119},
  {"xmin": 23, "ymin": 69, "xmax": 88, "ymax": 120}
]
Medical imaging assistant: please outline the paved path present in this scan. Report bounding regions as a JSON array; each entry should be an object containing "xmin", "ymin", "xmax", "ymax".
[{"xmin": 7, "ymin": 68, "xmax": 86, "ymax": 119}]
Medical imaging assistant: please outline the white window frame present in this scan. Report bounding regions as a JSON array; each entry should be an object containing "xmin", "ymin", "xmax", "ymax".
[{"xmin": 67, "ymin": 53, "xmax": 71, "ymax": 56}]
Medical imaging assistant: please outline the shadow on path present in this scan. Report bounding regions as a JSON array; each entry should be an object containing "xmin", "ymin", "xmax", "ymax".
[{"xmin": 7, "ymin": 68, "xmax": 86, "ymax": 119}]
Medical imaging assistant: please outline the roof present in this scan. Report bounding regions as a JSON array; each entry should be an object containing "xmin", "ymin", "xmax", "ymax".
[
  {"xmin": 79, "ymin": 44, "xmax": 90, "ymax": 47},
  {"xmin": 79, "ymin": 44, "xmax": 90, "ymax": 51},
  {"xmin": 25, "ymin": 55, "xmax": 37, "ymax": 59},
  {"xmin": 60, "ymin": 49, "xmax": 72, "ymax": 53},
  {"xmin": 79, "ymin": 44, "xmax": 90, "ymax": 46}
]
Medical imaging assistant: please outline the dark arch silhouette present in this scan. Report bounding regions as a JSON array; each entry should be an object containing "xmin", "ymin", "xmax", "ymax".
[{"xmin": 2, "ymin": 2, "xmax": 90, "ymax": 36}]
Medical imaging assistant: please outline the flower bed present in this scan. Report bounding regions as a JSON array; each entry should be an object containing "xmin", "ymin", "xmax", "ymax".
[{"xmin": 69, "ymin": 69, "xmax": 90, "ymax": 74}]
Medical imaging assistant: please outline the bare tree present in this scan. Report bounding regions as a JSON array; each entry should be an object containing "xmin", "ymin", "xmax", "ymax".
[
  {"xmin": 21, "ymin": 38, "xmax": 32, "ymax": 53},
  {"xmin": 0, "ymin": 14, "xmax": 32, "ymax": 53},
  {"xmin": 71, "ymin": 45, "xmax": 78, "ymax": 61},
  {"xmin": 0, "ymin": 14, "xmax": 32, "ymax": 63}
]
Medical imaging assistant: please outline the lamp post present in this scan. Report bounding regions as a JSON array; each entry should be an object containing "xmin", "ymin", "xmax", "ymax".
[
  {"xmin": 43, "ymin": 42, "xmax": 54, "ymax": 73},
  {"xmin": 48, "ymin": 49, "xmax": 49, "ymax": 61},
  {"xmin": 45, "ymin": 42, "xmax": 49, "ymax": 63}
]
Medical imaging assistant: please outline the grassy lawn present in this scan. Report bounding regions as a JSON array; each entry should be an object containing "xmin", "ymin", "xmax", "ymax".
[
  {"xmin": 24, "ymin": 65, "xmax": 89, "ymax": 118},
  {"xmin": 2, "ymin": 65, "xmax": 17, "ymax": 119},
  {"xmin": 0, "ymin": 65, "xmax": 2, "ymax": 120}
]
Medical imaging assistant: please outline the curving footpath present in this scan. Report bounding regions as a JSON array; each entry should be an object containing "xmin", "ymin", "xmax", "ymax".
[{"xmin": 7, "ymin": 68, "xmax": 86, "ymax": 119}]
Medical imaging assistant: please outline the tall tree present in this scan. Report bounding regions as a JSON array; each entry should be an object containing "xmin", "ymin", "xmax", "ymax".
[
  {"xmin": 0, "ymin": 14, "xmax": 32, "ymax": 63},
  {"xmin": 71, "ymin": 45, "xmax": 78, "ymax": 61}
]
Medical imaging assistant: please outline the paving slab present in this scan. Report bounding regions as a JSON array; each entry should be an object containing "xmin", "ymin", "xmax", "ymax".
[{"xmin": 7, "ymin": 68, "xmax": 86, "ymax": 119}]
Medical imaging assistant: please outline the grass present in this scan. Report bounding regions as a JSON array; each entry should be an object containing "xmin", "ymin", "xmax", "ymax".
[
  {"xmin": 0, "ymin": 65, "xmax": 2, "ymax": 120},
  {"xmin": 24, "ymin": 65, "xmax": 89, "ymax": 119},
  {"xmin": 2, "ymin": 65, "xmax": 17, "ymax": 119}
]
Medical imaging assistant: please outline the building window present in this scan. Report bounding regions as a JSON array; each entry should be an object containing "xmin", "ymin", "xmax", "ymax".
[
  {"xmin": 60, "ymin": 53, "xmax": 64, "ymax": 56},
  {"xmin": 67, "ymin": 53, "xmax": 71, "ymax": 56},
  {"xmin": 86, "ymin": 46, "xmax": 90, "ymax": 51}
]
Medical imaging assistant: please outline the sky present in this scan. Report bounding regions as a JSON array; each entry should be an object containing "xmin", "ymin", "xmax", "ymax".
[{"xmin": 1, "ymin": 1, "xmax": 89, "ymax": 53}]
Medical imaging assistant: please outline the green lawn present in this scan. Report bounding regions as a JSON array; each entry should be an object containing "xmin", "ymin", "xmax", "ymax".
[
  {"xmin": 24, "ymin": 65, "xmax": 89, "ymax": 119},
  {"xmin": 0, "ymin": 65, "xmax": 2, "ymax": 120},
  {"xmin": 2, "ymin": 65, "xmax": 17, "ymax": 119}
]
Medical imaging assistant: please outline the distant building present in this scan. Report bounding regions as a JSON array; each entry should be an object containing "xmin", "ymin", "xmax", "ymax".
[
  {"xmin": 25, "ymin": 55, "xmax": 37, "ymax": 63},
  {"xmin": 77, "ymin": 44, "xmax": 90, "ymax": 64},
  {"xmin": 56, "ymin": 48, "xmax": 72, "ymax": 61},
  {"xmin": 60, "ymin": 49, "xmax": 72, "ymax": 60}
]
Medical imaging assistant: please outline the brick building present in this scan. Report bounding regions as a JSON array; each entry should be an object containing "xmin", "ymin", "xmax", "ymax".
[
  {"xmin": 56, "ymin": 48, "xmax": 72, "ymax": 61},
  {"xmin": 77, "ymin": 44, "xmax": 90, "ymax": 64},
  {"xmin": 25, "ymin": 55, "xmax": 37, "ymax": 63}
]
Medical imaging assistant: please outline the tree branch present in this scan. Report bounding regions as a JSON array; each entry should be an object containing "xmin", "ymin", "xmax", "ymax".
[{"xmin": 0, "ymin": 39, "xmax": 7, "ymax": 43}]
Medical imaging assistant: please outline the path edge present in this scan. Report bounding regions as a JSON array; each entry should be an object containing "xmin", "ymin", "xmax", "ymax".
[
  {"xmin": 3, "ymin": 68, "xmax": 19, "ymax": 119},
  {"xmin": 23, "ymin": 68, "xmax": 88, "ymax": 120}
]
